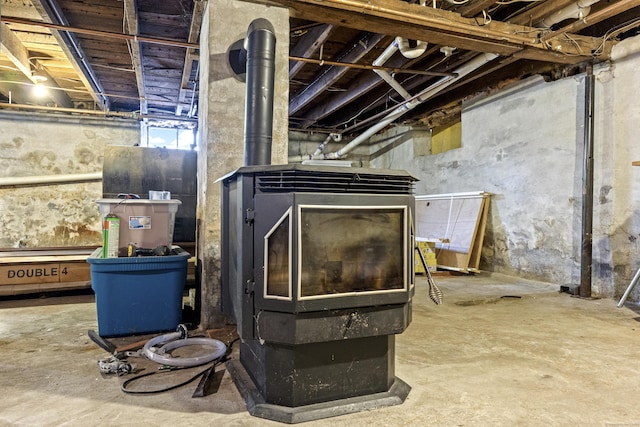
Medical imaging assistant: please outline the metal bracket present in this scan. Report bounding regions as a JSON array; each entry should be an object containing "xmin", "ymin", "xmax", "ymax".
[
  {"xmin": 245, "ymin": 208, "xmax": 255, "ymax": 225},
  {"xmin": 245, "ymin": 279, "xmax": 255, "ymax": 295}
]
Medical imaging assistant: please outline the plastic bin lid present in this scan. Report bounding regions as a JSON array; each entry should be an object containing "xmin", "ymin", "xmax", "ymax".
[{"xmin": 87, "ymin": 246, "xmax": 190, "ymax": 264}]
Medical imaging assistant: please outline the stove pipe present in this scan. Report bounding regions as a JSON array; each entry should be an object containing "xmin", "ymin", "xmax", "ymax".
[{"xmin": 243, "ymin": 18, "xmax": 276, "ymax": 166}]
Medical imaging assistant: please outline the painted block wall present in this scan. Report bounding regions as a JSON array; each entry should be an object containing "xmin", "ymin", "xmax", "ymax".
[
  {"xmin": 197, "ymin": 0, "xmax": 289, "ymax": 327},
  {"xmin": 370, "ymin": 76, "xmax": 583, "ymax": 286},
  {"xmin": 0, "ymin": 111, "xmax": 140, "ymax": 248},
  {"xmin": 592, "ymin": 37, "xmax": 640, "ymax": 300},
  {"xmin": 368, "ymin": 35, "xmax": 640, "ymax": 300}
]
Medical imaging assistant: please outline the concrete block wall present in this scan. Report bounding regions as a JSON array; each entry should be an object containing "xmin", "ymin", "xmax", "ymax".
[
  {"xmin": 366, "ymin": 35, "xmax": 640, "ymax": 300},
  {"xmin": 197, "ymin": 0, "xmax": 289, "ymax": 328},
  {"xmin": 593, "ymin": 36, "xmax": 640, "ymax": 299},
  {"xmin": 0, "ymin": 111, "xmax": 140, "ymax": 248}
]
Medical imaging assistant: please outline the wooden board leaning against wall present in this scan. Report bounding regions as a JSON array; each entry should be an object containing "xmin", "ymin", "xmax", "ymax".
[{"xmin": 415, "ymin": 191, "xmax": 490, "ymax": 273}]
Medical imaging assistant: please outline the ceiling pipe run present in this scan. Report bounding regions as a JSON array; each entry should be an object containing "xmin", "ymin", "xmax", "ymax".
[
  {"xmin": 0, "ymin": 172, "xmax": 102, "ymax": 187},
  {"xmin": 372, "ymin": 40, "xmax": 412, "ymax": 100},
  {"xmin": 304, "ymin": 52, "xmax": 498, "ymax": 161},
  {"xmin": 0, "ymin": 102, "xmax": 197, "ymax": 122},
  {"xmin": 538, "ymin": 0, "xmax": 601, "ymax": 28},
  {"xmin": 395, "ymin": 36, "xmax": 428, "ymax": 59}
]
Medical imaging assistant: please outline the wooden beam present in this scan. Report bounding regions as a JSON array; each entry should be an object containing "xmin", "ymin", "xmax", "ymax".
[
  {"xmin": 253, "ymin": 0, "xmax": 607, "ymax": 63},
  {"xmin": 29, "ymin": 0, "xmax": 108, "ymax": 110},
  {"xmin": 289, "ymin": 32, "xmax": 386, "ymax": 114},
  {"xmin": 0, "ymin": 25, "xmax": 72, "ymax": 107},
  {"xmin": 290, "ymin": 55, "xmax": 457, "ymax": 77},
  {"xmin": 0, "ymin": 16, "xmax": 198, "ymax": 49},
  {"xmin": 177, "ymin": 0, "xmax": 205, "ymax": 116},
  {"xmin": 123, "ymin": 0, "xmax": 147, "ymax": 114},
  {"xmin": 289, "ymin": 23, "xmax": 334, "ymax": 78},
  {"xmin": 509, "ymin": 0, "xmax": 579, "ymax": 26},
  {"xmin": 0, "ymin": 24, "xmax": 33, "ymax": 78},
  {"xmin": 541, "ymin": 0, "xmax": 640, "ymax": 41},
  {"xmin": 457, "ymin": 0, "xmax": 501, "ymax": 19},
  {"xmin": 296, "ymin": 45, "xmax": 436, "ymax": 128}
]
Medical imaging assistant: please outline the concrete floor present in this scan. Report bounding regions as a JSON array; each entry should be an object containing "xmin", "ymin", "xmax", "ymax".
[{"xmin": 1, "ymin": 272, "xmax": 640, "ymax": 426}]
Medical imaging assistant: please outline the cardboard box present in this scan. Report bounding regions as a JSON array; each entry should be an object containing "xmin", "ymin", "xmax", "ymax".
[{"xmin": 415, "ymin": 240, "xmax": 437, "ymax": 274}]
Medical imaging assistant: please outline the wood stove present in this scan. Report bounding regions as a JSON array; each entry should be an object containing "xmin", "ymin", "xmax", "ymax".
[{"xmin": 221, "ymin": 164, "xmax": 417, "ymax": 423}]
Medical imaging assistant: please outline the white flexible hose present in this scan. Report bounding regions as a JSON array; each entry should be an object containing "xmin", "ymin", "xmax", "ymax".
[{"xmin": 142, "ymin": 331, "xmax": 227, "ymax": 368}]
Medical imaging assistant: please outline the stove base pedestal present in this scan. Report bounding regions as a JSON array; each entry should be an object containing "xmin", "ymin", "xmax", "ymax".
[{"xmin": 226, "ymin": 358, "xmax": 411, "ymax": 424}]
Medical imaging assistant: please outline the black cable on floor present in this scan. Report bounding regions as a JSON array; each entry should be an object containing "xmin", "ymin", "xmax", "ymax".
[{"xmin": 121, "ymin": 358, "xmax": 225, "ymax": 395}]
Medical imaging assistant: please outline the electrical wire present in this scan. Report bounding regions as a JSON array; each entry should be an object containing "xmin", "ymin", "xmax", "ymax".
[
  {"xmin": 121, "ymin": 338, "xmax": 239, "ymax": 395},
  {"xmin": 121, "ymin": 359, "xmax": 224, "ymax": 395},
  {"xmin": 495, "ymin": 0, "xmax": 541, "ymax": 4},
  {"xmin": 592, "ymin": 17, "xmax": 640, "ymax": 57}
]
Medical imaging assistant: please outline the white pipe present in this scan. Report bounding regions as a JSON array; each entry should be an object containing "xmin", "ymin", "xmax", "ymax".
[
  {"xmin": 416, "ymin": 191, "xmax": 489, "ymax": 200},
  {"xmin": 372, "ymin": 40, "xmax": 411, "ymax": 101},
  {"xmin": 0, "ymin": 172, "xmax": 103, "ymax": 187},
  {"xmin": 313, "ymin": 53, "xmax": 498, "ymax": 160},
  {"xmin": 374, "ymin": 70, "xmax": 412, "ymax": 100},
  {"xmin": 372, "ymin": 41, "xmax": 400, "ymax": 67},
  {"xmin": 538, "ymin": 0, "xmax": 600, "ymax": 28},
  {"xmin": 312, "ymin": 134, "xmax": 333, "ymax": 156},
  {"xmin": 395, "ymin": 36, "xmax": 428, "ymax": 59}
]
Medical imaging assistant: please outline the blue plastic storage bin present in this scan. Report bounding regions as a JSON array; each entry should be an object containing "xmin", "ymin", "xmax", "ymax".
[{"xmin": 87, "ymin": 246, "xmax": 190, "ymax": 337}]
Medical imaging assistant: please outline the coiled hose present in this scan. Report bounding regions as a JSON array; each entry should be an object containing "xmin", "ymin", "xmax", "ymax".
[{"xmin": 142, "ymin": 325, "xmax": 227, "ymax": 368}]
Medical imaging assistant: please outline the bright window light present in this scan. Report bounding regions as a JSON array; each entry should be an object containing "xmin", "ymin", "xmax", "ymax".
[{"xmin": 144, "ymin": 125, "xmax": 196, "ymax": 150}]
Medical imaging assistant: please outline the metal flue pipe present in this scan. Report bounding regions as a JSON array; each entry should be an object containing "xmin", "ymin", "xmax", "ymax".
[{"xmin": 244, "ymin": 19, "xmax": 276, "ymax": 166}]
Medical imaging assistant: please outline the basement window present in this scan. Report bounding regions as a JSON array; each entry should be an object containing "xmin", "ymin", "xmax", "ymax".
[{"xmin": 143, "ymin": 126, "xmax": 196, "ymax": 150}]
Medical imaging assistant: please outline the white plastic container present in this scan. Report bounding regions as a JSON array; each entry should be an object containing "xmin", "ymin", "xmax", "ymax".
[{"xmin": 96, "ymin": 199, "xmax": 181, "ymax": 249}]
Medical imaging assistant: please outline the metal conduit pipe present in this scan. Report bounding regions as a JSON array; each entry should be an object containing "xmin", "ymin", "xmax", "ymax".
[
  {"xmin": 0, "ymin": 102, "xmax": 197, "ymax": 122},
  {"xmin": 309, "ymin": 52, "xmax": 498, "ymax": 160},
  {"xmin": 0, "ymin": 172, "xmax": 102, "ymax": 187}
]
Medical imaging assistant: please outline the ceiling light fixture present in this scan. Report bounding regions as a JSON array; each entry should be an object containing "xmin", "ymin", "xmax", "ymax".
[
  {"xmin": 32, "ymin": 70, "xmax": 48, "ymax": 83},
  {"xmin": 32, "ymin": 82, "xmax": 48, "ymax": 97},
  {"xmin": 31, "ymin": 69, "xmax": 49, "ymax": 97}
]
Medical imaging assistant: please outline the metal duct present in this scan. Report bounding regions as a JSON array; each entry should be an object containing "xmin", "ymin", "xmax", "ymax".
[{"xmin": 244, "ymin": 18, "xmax": 276, "ymax": 166}]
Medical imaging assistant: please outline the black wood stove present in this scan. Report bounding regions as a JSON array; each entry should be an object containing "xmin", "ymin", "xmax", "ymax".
[{"xmin": 221, "ymin": 164, "xmax": 417, "ymax": 423}]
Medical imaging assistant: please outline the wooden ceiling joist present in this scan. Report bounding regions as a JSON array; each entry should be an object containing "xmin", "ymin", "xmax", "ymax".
[
  {"xmin": 177, "ymin": 0, "xmax": 205, "ymax": 116},
  {"xmin": 289, "ymin": 31, "xmax": 386, "ymax": 115},
  {"xmin": 259, "ymin": 0, "xmax": 611, "ymax": 63},
  {"xmin": 289, "ymin": 23, "xmax": 334, "ymax": 79},
  {"xmin": 123, "ymin": 0, "xmax": 147, "ymax": 114}
]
